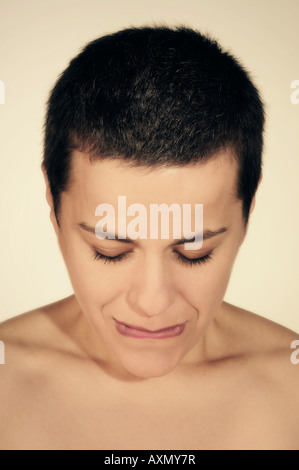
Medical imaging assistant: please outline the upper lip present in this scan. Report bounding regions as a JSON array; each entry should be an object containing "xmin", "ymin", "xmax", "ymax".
[{"xmin": 113, "ymin": 318, "xmax": 186, "ymax": 333}]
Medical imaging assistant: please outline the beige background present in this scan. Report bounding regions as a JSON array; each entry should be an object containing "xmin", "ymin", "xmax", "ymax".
[{"xmin": 0, "ymin": 0, "xmax": 298, "ymax": 332}]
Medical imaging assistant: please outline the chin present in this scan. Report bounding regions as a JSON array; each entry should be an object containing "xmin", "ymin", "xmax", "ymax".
[
  {"xmin": 117, "ymin": 351, "xmax": 184, "ymax": 380},
  {"xmin": 125, "ymin": 365, "xmax": 177, "ymax": 381}
]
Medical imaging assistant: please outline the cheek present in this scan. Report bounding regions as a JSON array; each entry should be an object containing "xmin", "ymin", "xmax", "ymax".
[
  {"xmin": 175, "ymin": 249, "xmax": 237, "ymax": 324},
  {"xmin": 59, "ymin": 235, "xmax": 121, "ymax": 310}
]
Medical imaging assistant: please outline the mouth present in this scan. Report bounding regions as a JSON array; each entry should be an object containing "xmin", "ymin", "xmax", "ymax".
[{"xmin": 113, "ymin": 318, "xmax": 186, "ymax": 339}]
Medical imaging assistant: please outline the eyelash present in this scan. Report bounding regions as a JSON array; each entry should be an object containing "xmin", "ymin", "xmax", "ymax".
[{"xmin": 92, "ymin": 250, "xmax": 213, "ymax": 267}]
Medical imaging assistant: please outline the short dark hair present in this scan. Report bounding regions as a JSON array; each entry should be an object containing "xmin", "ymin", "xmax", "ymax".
[{"xmin": 42, "ymin": 24, "xmax": 265, "ymax": 229}]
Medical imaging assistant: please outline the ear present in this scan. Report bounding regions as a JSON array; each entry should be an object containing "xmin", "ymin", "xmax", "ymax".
[
  {"xmin": 240, "ymin": 173, "xmax": 263, "ymax": 245},
  {"xmin": 41, "ymin": 163, "xmax": 60, "ymax": 237}
]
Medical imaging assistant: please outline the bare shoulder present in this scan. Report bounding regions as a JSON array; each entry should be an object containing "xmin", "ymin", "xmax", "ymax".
[
  {"xmin": 0, "ymin": 295, "xmax": 80, "ymax": 354},
  {"xmin": 222, "ymin": 301, "xmax": 299, "ymax": 411},
  {"xmin": 223, "ymin": 301, "xmax": 299, "ymax": 351},
  {"xmin": 0, "ymin": 295, "xmax": 81, "ymax": 401},
  {"xmin": 0, "ymin": 296, "xmax": 84, "ymax": 449}
]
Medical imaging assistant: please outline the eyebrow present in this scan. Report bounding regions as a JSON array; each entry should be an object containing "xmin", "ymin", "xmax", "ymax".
[{"xmin": 78, "ymin": 223, "xmax": 229, "ymax": 246}]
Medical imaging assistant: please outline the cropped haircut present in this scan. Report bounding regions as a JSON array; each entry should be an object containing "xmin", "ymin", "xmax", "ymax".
[{"xmin": 42, "ymin": 24, "xmax": 265, "ymax": 229}]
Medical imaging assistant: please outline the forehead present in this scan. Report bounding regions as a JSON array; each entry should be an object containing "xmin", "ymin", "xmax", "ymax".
[{"xmin": 64, "ymin": 149, "xmax": 240, "ymax": 221}]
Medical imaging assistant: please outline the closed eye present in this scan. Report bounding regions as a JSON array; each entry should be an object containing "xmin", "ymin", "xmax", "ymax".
[
  {"xmin": 175, "ymin": 251, "xmax": 213, "ymax": 266},
  {"xmin": 92, "ymin": 249, "xmax": 213, "ymax": 267},
  {"xmin": 93, "ymin": 250, "xmax": 130, "ymax": 264}
]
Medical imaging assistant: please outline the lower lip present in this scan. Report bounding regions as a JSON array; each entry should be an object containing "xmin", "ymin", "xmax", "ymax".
[{"xmin": 114, "ymin": 321, "xmax": 186, "ymax": 339}]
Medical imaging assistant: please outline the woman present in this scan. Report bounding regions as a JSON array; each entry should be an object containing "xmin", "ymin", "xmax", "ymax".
[{"xmin": 0, "ymin": 24, "xmax": 298, "ymax": 450}]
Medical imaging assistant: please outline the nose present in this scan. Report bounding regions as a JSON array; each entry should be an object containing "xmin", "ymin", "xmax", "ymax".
[{"xmin": 127, "ymin": 256, "xmax": 176, "ymax": 318}]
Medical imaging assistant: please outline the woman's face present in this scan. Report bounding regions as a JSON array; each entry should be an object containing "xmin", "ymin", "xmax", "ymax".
[{"xmin": 43, "ymin": 148, "xmax": 251, "ymax": 380}]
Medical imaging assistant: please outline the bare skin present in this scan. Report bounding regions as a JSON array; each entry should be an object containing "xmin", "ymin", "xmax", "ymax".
[
  {"xmin": 1, "ymin": 150, "xmax": 298, "ymax": 449},
  {"xmin": 0, "ymin": 294, "xmax": 298, "ymax": 450}
]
